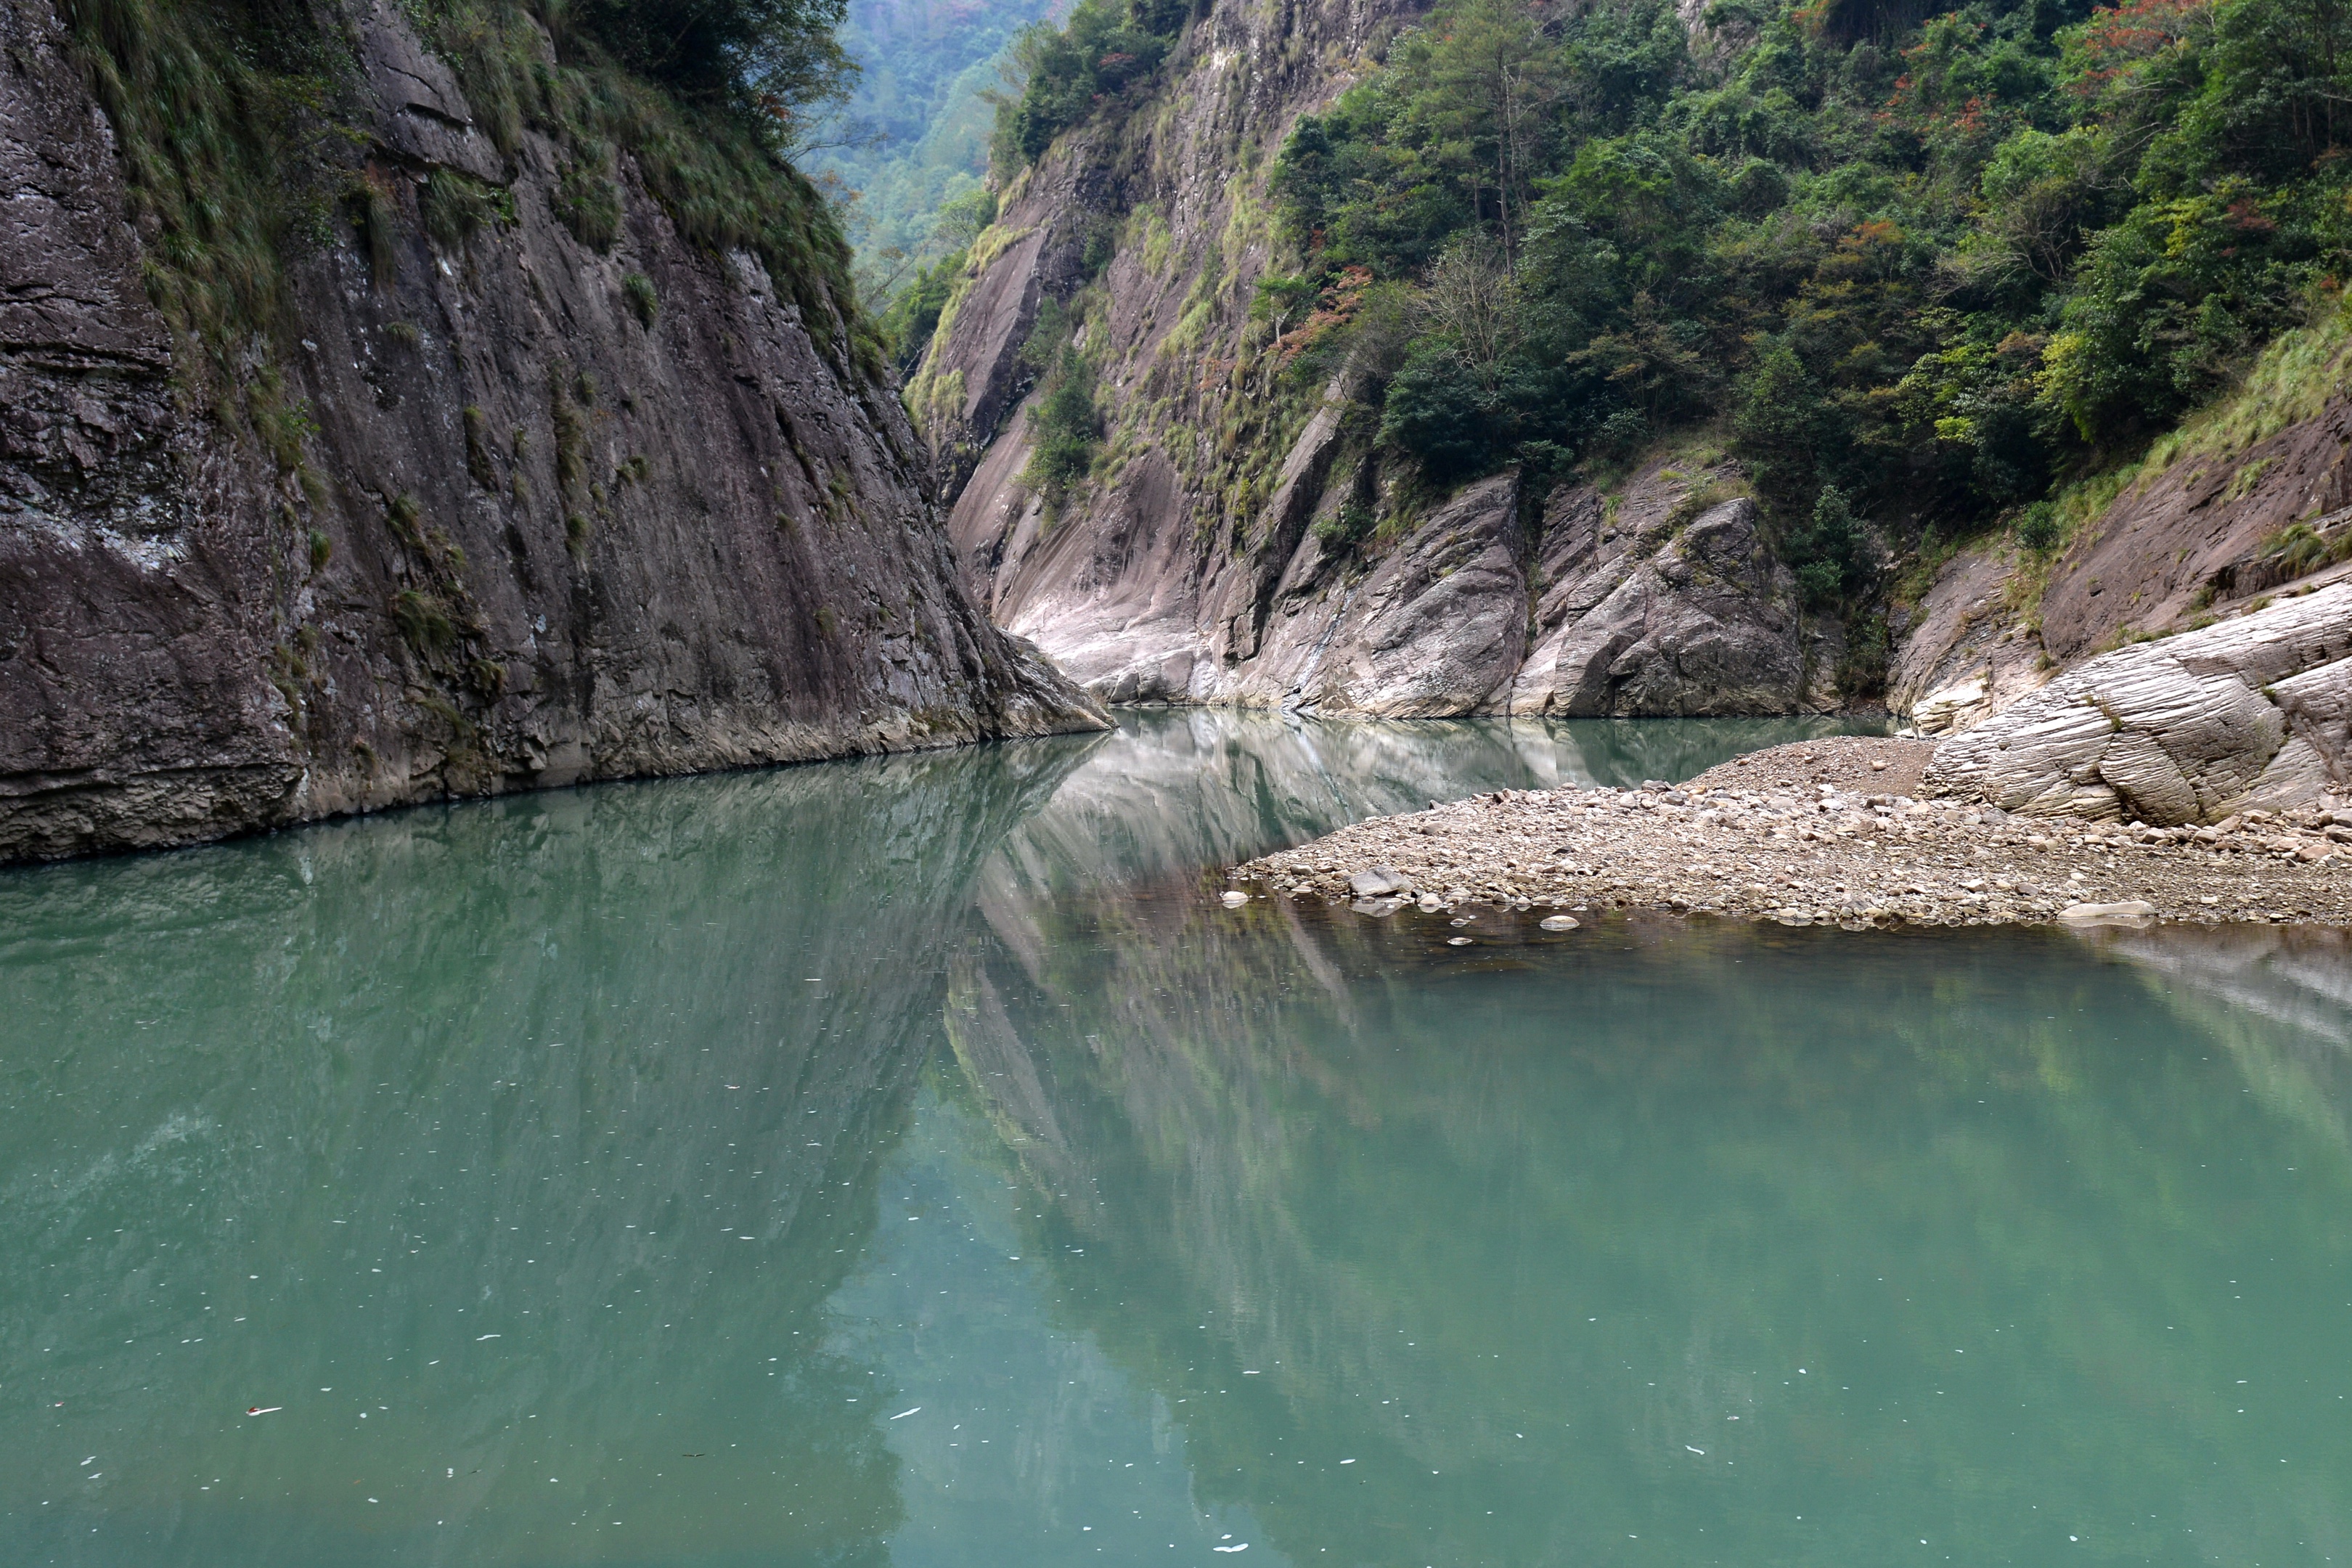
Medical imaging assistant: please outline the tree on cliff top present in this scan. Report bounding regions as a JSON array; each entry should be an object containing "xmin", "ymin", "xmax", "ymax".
[
  {"xmin": 567, "ymin": 0, "xmax": 859, "ymax": 136},
  {"xmin": 1266, "ymin": 0, "xmax": 2352, "ymax": 572}
]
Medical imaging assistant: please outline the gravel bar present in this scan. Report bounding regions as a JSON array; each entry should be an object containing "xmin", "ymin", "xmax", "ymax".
[{"xmin": 1235, "ymin": 740, "xmax": 2352, "ymax": 929}]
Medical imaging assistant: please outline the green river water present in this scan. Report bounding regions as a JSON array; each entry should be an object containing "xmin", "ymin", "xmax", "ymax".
[{"xmin": 3, "ymin": 712, "xmax": 2349, "ymax": 1567}]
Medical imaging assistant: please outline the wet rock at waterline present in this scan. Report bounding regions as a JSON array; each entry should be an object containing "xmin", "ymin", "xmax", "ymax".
[
  {"xmin": 2059, "ymin": 901, "xmax": 2160, "ymax": 927},
  {"xmin": 1509, "ymin": 489, "xmax": 1806, "ymax": 719}
]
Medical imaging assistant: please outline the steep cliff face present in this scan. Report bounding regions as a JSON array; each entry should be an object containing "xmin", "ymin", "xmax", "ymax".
[
  {"xmin": 1511, "ymin": 468, "xmax": 1818, "ymax": 717},
  {"xmin": 910, "ymin": 0, "xmax": 1844, "ymax": 718},
  {"xmin": 921, "ymin": 0, "xmax": 1440, "ymax": 710},
  {"xmin": 0, "ymin": 0, "xmax": 1103, "ymax": 863}
]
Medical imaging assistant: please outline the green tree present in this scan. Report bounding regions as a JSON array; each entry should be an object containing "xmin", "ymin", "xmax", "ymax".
[
  {"xmin": 1389, "ymin": 0, "xmax": 1564, "ymax": 267},
  {"xmin": 1789, "ymin": 483, "xmax": 1871, "ymax": 608},
  {"xmin": 1734, "ymin": 340, "xmax": 1842, "ymax": 513},
  {"xmin": 569, "ymin": 0, "xmax": 859, "ymax": 127}
]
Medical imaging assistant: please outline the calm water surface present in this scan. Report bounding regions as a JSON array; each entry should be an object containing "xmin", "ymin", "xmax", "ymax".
[{"xmin": 4, "ymin": 712, "xmax": 2350, "ymax": 1567}]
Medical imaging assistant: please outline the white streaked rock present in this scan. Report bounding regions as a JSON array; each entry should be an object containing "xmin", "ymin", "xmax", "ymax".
[{"xmin": 1921, "ymin": 584, "xmax": 2352, "ymax": 823}]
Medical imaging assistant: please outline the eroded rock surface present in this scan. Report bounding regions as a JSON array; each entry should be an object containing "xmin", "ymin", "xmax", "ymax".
[
  {"xmin": 2041, "ymin": 397, "xmax": 2352, "ymax": 661},
  {"xmin": 1225, "ymin": 470, "xmax": 1527, "ymax": 714},
  {"xmin": 0, "ymin": 0, "xmax": 1103, "ymax": 862},
  {"xmin": 1921, "ymin": 583, "xmax": 2352, "ymax": 822},
  {"xmin": 924, "ymin": 0, "xmax": 1816, "ymax": 721},
  {"xmin": 1510, "ymin": 478, "xmax": 1804, "ymax": 717},
  {"xmin": 1887, "ymin": 545, "xmax": 2051, "ymax": 734}
]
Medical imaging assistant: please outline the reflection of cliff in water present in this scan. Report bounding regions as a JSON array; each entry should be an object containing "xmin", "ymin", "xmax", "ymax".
[
  {"xmin": 0, "ymin": 740, "xmax": 1090, "ymax": 1566},
  {"xmin": 2085, "ymin": 923, "xmax": 2352, "ymax": 1156},
  {"xmin": 982, "ymin": 711, "xmax": 1544, "ymax": 894},
  {"xmin": 952, "ymin": 897, "xmax": 2352, "ymax": 1567},
  {"xmin": 1528, "ymin": 714, "xmax": 1887, "ymax": 788},
  {"xmin": 971, "ymin": 709, "xmax": 1890, "ymax": 919}
]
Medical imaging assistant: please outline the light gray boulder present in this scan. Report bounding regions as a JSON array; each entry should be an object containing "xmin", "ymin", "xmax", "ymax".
[{"xmin": 1921, "ymin": 582, "xmax": 2352, "ymax": 822}]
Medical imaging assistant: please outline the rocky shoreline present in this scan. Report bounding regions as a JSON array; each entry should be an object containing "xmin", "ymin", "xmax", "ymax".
[{"xmin": 1233, "ymin": 739, "xmax": 2352, "ymax": 929}]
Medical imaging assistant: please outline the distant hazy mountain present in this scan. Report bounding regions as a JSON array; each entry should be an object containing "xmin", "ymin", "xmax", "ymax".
[{"xmin": 807, "ymin": 0, "xmax": 1065, "ymax": 289}]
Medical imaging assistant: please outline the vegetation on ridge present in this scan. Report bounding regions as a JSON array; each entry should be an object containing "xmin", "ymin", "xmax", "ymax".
[
  {"xmin": 1257, "ymin": 0, "xmax": 2352, "ymax": 612},
  {"xmin": 799, "ymin": 0, "xmax": 1063, "ymax": 300},
  {"xmin": 991, "ymin": 0, "xmax": 1194, "ymax": 169}
]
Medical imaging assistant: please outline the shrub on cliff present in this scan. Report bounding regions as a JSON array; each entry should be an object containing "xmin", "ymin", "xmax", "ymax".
[
  {"xmin": 65, "ymin": 0, "xmax": 885, "ymax": 384},
  {"xmin": 1023, "ymin": 350, "xmax": 1101, "ymax": 511},
  {"xmin": 1016, "ymin": 297, "xmax": 1101, "ymax": 509},
  {"xmin": 565, "ymin": 0, "xmax": 857, "ymax": 127},
  {"xmin": 991, "ymin": 0, "xmax": 1193, "ymax": 171}
]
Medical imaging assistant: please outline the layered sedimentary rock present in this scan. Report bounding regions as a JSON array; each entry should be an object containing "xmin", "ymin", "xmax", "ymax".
[
  {"xmin": 2039, "ymin": 396, "xmax": 2352, "ymax": 662},
  {"xmin": 1921, "ymin": 582, "xmax": 2352, "ymax": 822},
  {"xmin": 0, "ymin": 0, "xmax": 1101, "ymax": 863},
  {"xmin": 1888, "ymin": 363, "xmax": 2352, "ymax": 737},
  {"xmin": 1885, "ymin": 546, "xmax": 2052, "ymax": 735}
]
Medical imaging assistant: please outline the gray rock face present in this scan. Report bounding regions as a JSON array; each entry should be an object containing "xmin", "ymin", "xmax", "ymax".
[
  {"xmin": 1921, "ymin": 582, "xmax": 2352, "ymax": 822},
  {"xmin": 1510, "ymin": 481, "xmax": 1804, "ymax": 717},
  {"xmin": 920, "ymin": 0, "xmax": 1820, "ymax": 723},
  {"xmin": 1887, "ymin": 545, "xmax": 2051, "ymax": 734},
  {"xmin": 1239, "ymin": 471, "xmax": 1529, "ymax": 715},
  {"xmin": 923, "ymin": 0, "xmax": 1543, "ymax": 719},
  {"xmin": 964, "ymin": 452, "xmax": 1529, "ymax": 714},
  {"xmin": 0, "ymin": 0, "xmax": 1103, "ymax": 863},
  {"xmin": 952, "ymin": 366, "xmax": 1805, "ymax": 716}
]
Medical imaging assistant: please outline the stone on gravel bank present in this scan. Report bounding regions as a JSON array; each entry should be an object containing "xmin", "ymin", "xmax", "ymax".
[
  {"xmin": 1236, "ymin": 772, "xmax": 2351, "ymax": 929},
  {"xmin": 1921, "ymin": 582, "xmax": 2352, "ymax": 824}
]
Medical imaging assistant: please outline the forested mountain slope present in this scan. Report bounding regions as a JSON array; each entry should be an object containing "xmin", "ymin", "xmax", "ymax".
[
  {"xmin": 912, "ymin": 0, "xmax": 2352, "ymax": 721},
  {"xmin": 0, "ymin": 0, "xmax": 1103, "ymax": 863}
]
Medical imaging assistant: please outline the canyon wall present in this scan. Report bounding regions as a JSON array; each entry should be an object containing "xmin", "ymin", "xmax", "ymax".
[
  {"xmin": 0, "ymin": 0, "xmax": 1104, "ymax": 863},
  {"xmin": 910, "ymin": 0, "xmax": 1824, "ymax": 718},
  {"xmin": 915, "ymin": 0, "xmax": 2352, "ymax": 757}
]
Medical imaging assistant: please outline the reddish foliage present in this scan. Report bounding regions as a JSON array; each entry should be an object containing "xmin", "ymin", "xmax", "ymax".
[
  {"xmin": 2226, "ymin": 197, "xmax": 2277, "ymax": 233},
  {"xmin": 2070, "ymin": 0, "xmax": 2211, "ymax": 96},
  {"xmin": 1273, "ymin": 265, "xmax": 1375, "ymax": 363}
]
